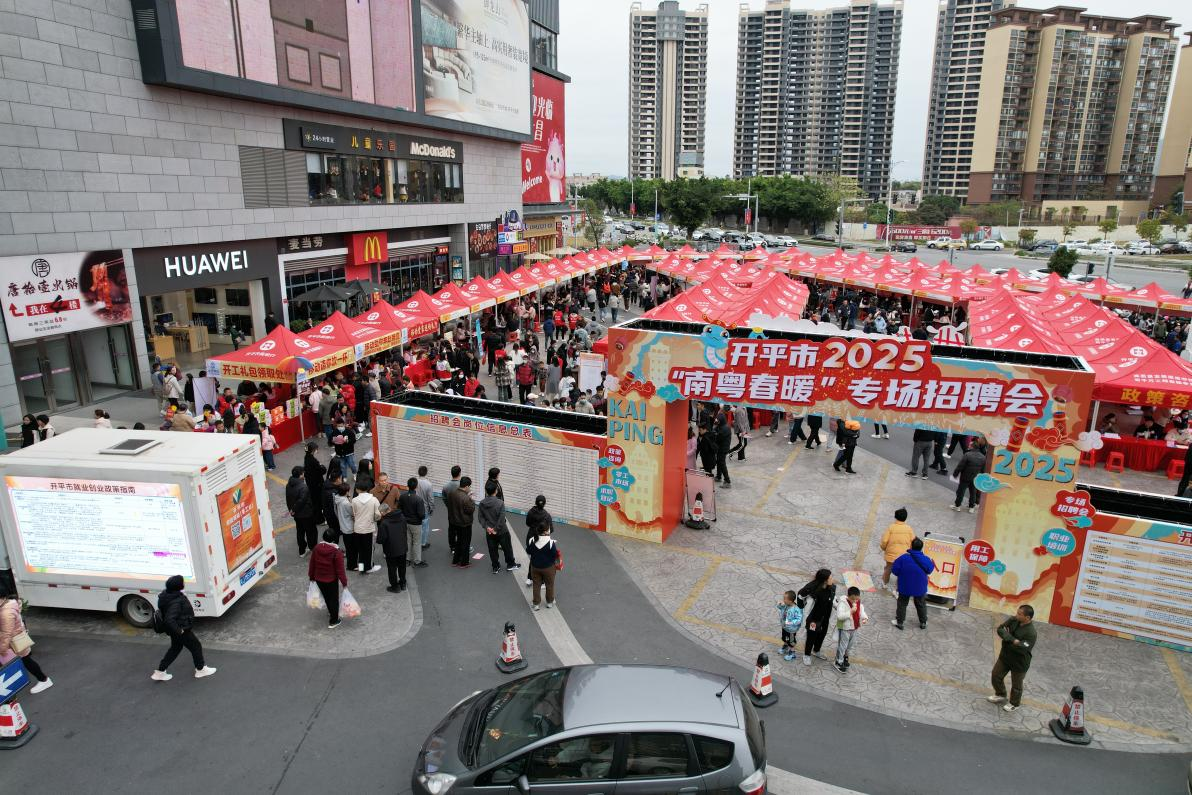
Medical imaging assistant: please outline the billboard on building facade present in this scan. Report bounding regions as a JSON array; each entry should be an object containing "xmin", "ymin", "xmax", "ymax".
[
  {"xmin": 172, "ymin": 0, "xmax": 417, "ymax": 112},
  {"xmin": 419, "ymin": 0, "xmax": 531, "ymax": 134},
  {"xmin": 521, "ymin": 72, "xmax": 566, "ymax": 203},
  {"xmin": 0, "ymin": 251, "xmax": 133, "ymax": 343}
]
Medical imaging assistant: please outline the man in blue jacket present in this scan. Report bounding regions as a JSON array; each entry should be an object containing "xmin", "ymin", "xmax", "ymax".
[{"xmin": 891, "ymin": 537, "xmax": 935, "ymax": 630}]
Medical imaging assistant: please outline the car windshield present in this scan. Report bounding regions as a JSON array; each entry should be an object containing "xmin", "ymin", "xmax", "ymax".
[{"xmin": 470, "ymin": 669, "xmax": 570, "ymax": 769}]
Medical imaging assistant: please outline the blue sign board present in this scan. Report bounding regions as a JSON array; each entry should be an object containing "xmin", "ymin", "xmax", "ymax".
[{"xmin": 0, "ymin": 658, "xmax": 31, "ymax": 702}]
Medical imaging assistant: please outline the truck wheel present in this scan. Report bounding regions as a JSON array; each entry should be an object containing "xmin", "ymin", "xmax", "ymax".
[{"xmin": 118, "ymin": 595, "xmax": 154, "ymax": 628}]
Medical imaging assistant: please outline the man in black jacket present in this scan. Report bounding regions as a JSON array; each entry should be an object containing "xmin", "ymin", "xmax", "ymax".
[
  {"xmin": 398, "ymin": 477, "xmax": 427, "ymax": 572},
  {"xmin": 286, "ymin": 466, "xmax": 318, "ymax": 557},
  {"xmin": 446, "ymin": 476, "xmax": 477, "ymax": 568},
  {"xmin": 151, "ymin": 575, "xmax": 216, "ymax": 681},
  {"xmin": 907, "ymin": 428, "xmax": 934, "ymax": 478},
  {"xmin": 952, "ymin": 441, "xmax": 987, "ymax": 512},
  {"xmin": 713, "ymin": 414, "xmax": 733, "ymax": 488},
  {"xmin": 376, "ymin": 508, "xmax": 409, "ymax": 592},
  {"xmin": 303, "ymin": 443, "xmax": 326, "ymax": 525},
  {"xmin": 478, "ymin": 481, "xmax": 518, "ymax": 573}
]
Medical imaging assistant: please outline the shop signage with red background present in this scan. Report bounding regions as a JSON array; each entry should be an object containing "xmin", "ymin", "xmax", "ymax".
[
  {"xmin": 521, "ymin": 72, "xmax": 566, "ymax": 204},
  {"xmin": 348, "ymin": 231, "xmax": 388, "ymax": 277}
]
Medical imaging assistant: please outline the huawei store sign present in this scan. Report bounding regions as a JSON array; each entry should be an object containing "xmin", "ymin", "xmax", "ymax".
[{"xmin": 349, "ymin": 231, "xmax": 388, "ymax": 266}]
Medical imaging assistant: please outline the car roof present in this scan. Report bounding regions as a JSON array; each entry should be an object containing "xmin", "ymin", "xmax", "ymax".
[{"xmin": 562, "ymin": 665, "xmax": 740, "ymax": 730}]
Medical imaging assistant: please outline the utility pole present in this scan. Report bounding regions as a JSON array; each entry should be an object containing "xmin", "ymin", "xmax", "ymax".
[{"xmin": 654, "ymin": 186, "xmax": 659, "ymax": 228}]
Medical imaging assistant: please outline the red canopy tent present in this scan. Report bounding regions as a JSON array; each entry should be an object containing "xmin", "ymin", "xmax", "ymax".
[
  {"xmin": 458, "ymin": 277, "xmax": 500, "ymax": 310},
  {"xmin": 297, "ymin": 310, "xmax": 396, "ymax": 359},
  {"xmin": 354, "ymin": 300, "xmax": 440, "ymax": 342},
  {"xmin": 206, "ymin": 325, "xmax": 350, "ymax": 383}
]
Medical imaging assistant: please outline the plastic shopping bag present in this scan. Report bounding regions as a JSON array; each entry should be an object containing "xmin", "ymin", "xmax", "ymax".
[
  {"xmin": 340, "ymin": 588, "xmax": 362, "ymax": 619},
  {"xmin": 306, "ymin": 581, "xmax": 326, "ymax": 611}
]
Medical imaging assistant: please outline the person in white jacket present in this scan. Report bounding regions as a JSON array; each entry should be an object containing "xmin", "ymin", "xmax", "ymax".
[
  {"xmin": 351, "ymin": 487, "xmax": 384, "ymax": 574},
  {"xmin": 833, "ymin": 586, "xmax": 868, "ymax": 674}
]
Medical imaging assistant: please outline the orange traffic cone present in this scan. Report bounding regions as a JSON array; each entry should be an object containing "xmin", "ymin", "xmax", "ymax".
[
  {"xmin": 496, "ymin": 621, "xmax": 528, "ymax": 674},
  {"xmin": 747, "ymin": 652, "xmax": 778, "ymax": 707},
  {"xmin": 1049, "ymin": 685, "xmax": 1092, "ymax": 745},
  {"xmin": 0, "ymin": 700, "xmax": 38, "ymax": 748}
]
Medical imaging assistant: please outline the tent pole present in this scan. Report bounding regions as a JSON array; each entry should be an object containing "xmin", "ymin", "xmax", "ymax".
[{"xmin": 1090, "ymin": 400, "xmax": 1101, "ymax": 432}]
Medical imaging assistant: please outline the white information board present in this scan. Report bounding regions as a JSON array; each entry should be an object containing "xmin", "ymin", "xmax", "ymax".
[
  {"xmin": 1071, "ymin": 530, "xmax": 1192, "ymax": 648},
  {"xmin": 375, "ymin": 409, "xmax": 601, "ymax": 526},
  {"xmin": 5, "ymin": 476, "xmax": 194, "ymax": 580}
]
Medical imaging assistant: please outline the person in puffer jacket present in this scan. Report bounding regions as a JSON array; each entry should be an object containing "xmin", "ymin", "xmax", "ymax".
[
  {"xmin": 952, "ymin": 441, "xmax": 988, "ymax": 513},
  {"xmin": 527, "ymin": 525, "xmax": 561, "ymax": 611},
  {"xmin": 151, "ymin": 575, "xmax": 216, "ymax": 681},
  {"xmin": 891, "ymin": 538, "xmax": 935, "ymax": 630},
  {"xmin": 308, "ymin": 530, "xmax": 348, "ymax": 628}
]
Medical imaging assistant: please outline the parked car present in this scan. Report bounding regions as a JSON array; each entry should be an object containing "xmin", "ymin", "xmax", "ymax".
[
  {"xmin": 1068, "ymin": 273, "xmax": 1134, "ymax": 291},
  {"xmin": 1124, "ymin": 241, "xmax": 1159, "ymax": 255},
  {"xmin": 891, "ymin": 241, "xmax": 917, "ymax": 252},
  {"xmin": 1032, "ymin": 243, "xmax": 1059, "ymax": 255},
  {"xmin": 1160, "ymin": 241, "xmax": 1192, "ymax": 254},
  {"xmin": 412, "ymin": 665, "xmax": 768, "ymax": 795},
  {"xmin": 774, "ymin": 235, "xmax": 799, "ymax": 247},
  {"xmin": 1025, "ymin": 268, "xmax": 1052, "ymax": 280},
  {"xmin": 926, "ymin": 237, "xmax": 966, "ymax": 249},
  {"xmin": 1087, "ymin": 241, "xmax": 1125, "ymax": 255},
  {"xmin": 811, "ymin": 233, "xmax": 836, "ymax": 242},
  {"xmin": 1025, "ymin": 239, "xmax": 1058, "ymax": 251},
  {"xmin": 1064, "ymin": 240, "xmax": 1090, "ymax": 252},
  {"xmin": 969, "ymin": 239, "xmax": 1005, "ymax": 251}
]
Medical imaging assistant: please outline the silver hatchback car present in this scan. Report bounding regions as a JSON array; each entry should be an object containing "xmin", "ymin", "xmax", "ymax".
[{"xmin": 412, "ymin": 664, "xmax": 768, "ymax": 795}]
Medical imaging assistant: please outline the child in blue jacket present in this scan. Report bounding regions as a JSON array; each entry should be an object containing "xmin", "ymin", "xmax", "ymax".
[{"xmin": 778, "ymin": 590, "xmax": 804, "ymax": 661}]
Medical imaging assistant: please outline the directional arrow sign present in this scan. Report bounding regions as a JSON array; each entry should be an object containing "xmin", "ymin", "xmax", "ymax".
[{"xmin": 0, "ymin": 658, "xmax": 30, "ymax": 701}]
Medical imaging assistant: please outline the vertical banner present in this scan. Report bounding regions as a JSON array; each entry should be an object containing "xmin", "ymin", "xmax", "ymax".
[{"xmin": 522, "ymin": 72, "xmax": 566, "ymax": 203}]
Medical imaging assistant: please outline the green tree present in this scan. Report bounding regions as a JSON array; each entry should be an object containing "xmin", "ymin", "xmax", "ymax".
[
  {"xmin": 580, "ymin": 198, "xmax": 603, "ymax": 246},
  {"xmin": 1137, "ymin": 218, "xmax": 1163, "ymax": 243},
  {"xmin": 1061, "ymin": 223, "xmax": 1076, "ymax": 241},
  {"xmin": 1166, "ymin": 213, "xmax": 1188, "ymax": 238},
  {"xmin": 1018, "ymin": 228, "xmax": 1038, "ymax": 247},
  {"xmin": 1099, "ymin": 218, "xmax": 1118, "ymax": 239},
  {"xmin": 661, "ymin": 177, "xmax": 718, "ymax": 238},
  {"xmin": 915, "ymin": 194, "xmax": 961, "ymax": 225},
  {"xmin": 959, "ymin": 219, "xmax": 978, "ymax": 240},
  {"xmin": 1048, "ymin": 246, "xmax": 1079, "ymax": 277},
  {"xmin": 790, "ymin": 179, "xmax": 838, "ymax": 232}
]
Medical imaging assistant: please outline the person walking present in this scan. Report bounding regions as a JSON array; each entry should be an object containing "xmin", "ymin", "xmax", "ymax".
[
  {"xmin": 731, "ymin": 405, "xmax": 750, "ymax": 461},
  {"xmin": 988, "ymin": 605, "xmax": 1038, "ymax": 712},
  {"xmin": 479, "ymin": 481, "xmax": 518, "ymax": 573},
  {"xmin": 446, "ymin": 476, "xmax": 476, "ymax": 568},
  {"xmin": 952, "ymin": 441, "xmax": 988, "ymax": 512},
  {"xmin": 907, "ymin": 428, "xmax": 934, "ymax": 479},
  {"xmin": 832, "ymin": 420, "xmax": 860, "ymax": 474},
  {"xmin": 350, "ymin": 483, "xmax": 383, "ymax": 574},
  {"xmin": 398, "ymin": 477, "xmax": 427, "ymax": 571},
  {"xmin": 797, "ymin": 569, "xmax": 836, "ymax": 666},
  {"xmin": 308, "ymin": 530, "xmax": 348, "ymax": 628},
  {"xmin": 0, "ymin": 591, "xmax": 52, "ymax": 693},
  {"xmin": 416, "ymin": 465, "xmax": 435, "ymax": 555},
  {"xmin": 333, "ymin": 483, "xmax": 357, "ymax": 570},
  {"xmin": 930, "ymin": 430, "xmax": 949, "ymax": 474},
  {"xmin": 697, "ymin": 424, "xmax": 716, "ymax": 475},
  {"xmin": 713, "ymin": 413, "xmax": 733, "ymax": 488},
  {"xmin": 890, "ymin": 538, "xmax": 935, "ymax": 630},
  {"xmin": 151, "ymin": 575, "xmax": 216, "ymax": 680},
  {"xmin": 286, "ymin": 466, "xmax": 318, "ymax": 558},
  {"xmin": 19, "ymin": 414, "xmax": 38, "ymax": 448},
  {"xmin": 523, "ymin": 494, "xmax": 555, "ymax": 585},
  {"xmin": 331, "ymin": 420, "xmax": 357, "ymax": 475},
  {"xmin": 832, "ymin": 586, "xmax": 868, "ymax": 674},
  {"xmin": 376, "ymin": 504, "xmax": 409, "ymax": 592},
  {"xmin": 805, "ymin": 414, "xmax": 823, "ymax": 450},
  {"xmin": 788, "ymin": 413, "xmax": 807, "ymax": 445},
  {"xmin": 871, "ymin": 422, "xmax": 889, "ymax": 439},
  {"xmin": 879, "ymin": 508, "xmax": 915, "ymax": 590},
  {"xmin": 527, "ymin": 524, "xmax": 561, "ymax": 611}
]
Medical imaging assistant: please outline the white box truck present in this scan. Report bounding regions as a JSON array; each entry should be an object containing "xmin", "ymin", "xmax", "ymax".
[{"xmin": 0, "ymin": 429, "xmax": 277, "ymax": 627}]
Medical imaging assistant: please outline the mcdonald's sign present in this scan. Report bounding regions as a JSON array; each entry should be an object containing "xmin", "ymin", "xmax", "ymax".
[{"xmin": 349, "ymin": 231, "xmax": 388, "ymax": 266}]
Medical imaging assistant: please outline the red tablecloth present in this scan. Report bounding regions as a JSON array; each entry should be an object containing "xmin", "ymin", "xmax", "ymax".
[
  {"xmin": 1098, "ymin": 436, "xmax": 1185, "ymax": 472},
  {"xmin": 405, "ymin": 359, "xmax": 435, "ymax": 387},
  {"xmin": 271, "ymin": 411, "xmax": 315, "ymax": 453}
]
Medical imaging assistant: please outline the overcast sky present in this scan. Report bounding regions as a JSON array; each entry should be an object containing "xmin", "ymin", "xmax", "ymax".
[{"xmin": 560, "ymin": 0, "xmax": 1188, "ymax": 181}]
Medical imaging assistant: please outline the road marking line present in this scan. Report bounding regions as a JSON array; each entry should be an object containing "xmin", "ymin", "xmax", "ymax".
[
  {"xmin": 266, "ymin": 471, "xmax": 288, "ymax": 487},
  {"xmin": 676, "ymin": 560, "xmax": 721, "ymax": 617},
  {"xmin": 676, "ymin": 612, "xmax": 1182, "ymax": 742},
  {"xmin": 851, "ymin": 464, "xmax": 888, "ymax": 568},
  {"xmin": 1162, "ymin": 648, "xmax": 1192, "ymax": 717},
  {"xmin": 511, "ymin": 539, "xmax": 589, "ymax": 666},
  {"xmin": 273, "ymin": 521, "xmax": 295, "ymax": 537}
]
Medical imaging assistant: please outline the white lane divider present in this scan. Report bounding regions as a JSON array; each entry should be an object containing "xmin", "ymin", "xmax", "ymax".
[{"xmin": 508, "ymin": 539, "xmax": 867, "ymax": 795}]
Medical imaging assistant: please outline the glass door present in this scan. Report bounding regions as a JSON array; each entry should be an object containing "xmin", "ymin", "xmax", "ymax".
[{"xmin": 12, "ymin": 337, "xmax": 79, "ymax": 414}]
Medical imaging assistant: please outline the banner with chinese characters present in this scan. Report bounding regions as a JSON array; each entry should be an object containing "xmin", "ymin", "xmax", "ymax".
[
  {"xmin": 522, "ymin": 72, "xmax": 566, "ymax": 203},
  {"xmin": 606, "ymin": 324, "xmax": 1098, "ymax": 630},
  {"xmin": 1, "ymin": 250, "xmax": 132, "ymax": 342}
]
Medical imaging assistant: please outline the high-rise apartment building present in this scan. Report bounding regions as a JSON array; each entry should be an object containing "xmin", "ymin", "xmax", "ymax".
[
  {"xmin": 1155, "ymin": 32, "xmax": 1192, "ymax": 211},
  {"xmin": 969, "ymin": 6, "xmax": 1179, "ymax": 219},
  {"xmin": 732, "ymin": 0, "xmax": 903, "ymax": 200},
  {"xmin": 628, "ymin": 2, "xmax": 709, "ymax": 181},
  {"xmin": 921, "ymin": 0, "xmax": 1016, "ymax": 200}
]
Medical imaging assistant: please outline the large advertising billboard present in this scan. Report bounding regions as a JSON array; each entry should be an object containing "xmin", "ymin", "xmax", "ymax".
[
  {"xmin": 522, "ymin": 72, "xmax": 566, "ymax": 203},
  {"xmin": 173, "ymin": 0, "xmax": 417, "ymax": 113},
  {"xmin": 0, "ymin": 251, "xmax": 133, "ymax": 343},
  {"xmin": 420, "ymin": 0, "xmax": 531, "ymax": 134}
]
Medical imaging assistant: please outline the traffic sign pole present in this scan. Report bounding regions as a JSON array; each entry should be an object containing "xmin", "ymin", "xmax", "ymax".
[{"xmin": 0, "ymin": 658, "xmax": 38, "ymax": 749}]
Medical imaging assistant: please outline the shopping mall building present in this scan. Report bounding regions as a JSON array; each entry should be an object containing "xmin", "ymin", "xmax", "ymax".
[{"xmin": 0, "ymin": 0, "xmax": 569, "ymax": 426}]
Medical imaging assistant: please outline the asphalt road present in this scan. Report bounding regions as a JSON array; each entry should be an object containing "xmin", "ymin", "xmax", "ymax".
[{"xmin": 5, "ymin": 507, "xmax": 1188, "ymax": 794}]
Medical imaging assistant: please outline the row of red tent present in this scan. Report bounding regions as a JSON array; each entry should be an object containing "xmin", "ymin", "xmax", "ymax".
[{"xmin": 641, "ymin": 247, "xmax": 1192, "ymax": 316}]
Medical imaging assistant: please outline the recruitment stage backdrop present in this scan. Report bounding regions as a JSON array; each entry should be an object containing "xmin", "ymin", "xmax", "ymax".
[{"xmin": 606, "ymin": 322, "xmax": 1120, "ymax": 631}]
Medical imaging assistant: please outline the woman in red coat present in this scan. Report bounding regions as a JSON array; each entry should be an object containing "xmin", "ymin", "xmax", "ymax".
[{"xmin": 308, "ymin": 530, "xmax": 348, "ymax": 628}]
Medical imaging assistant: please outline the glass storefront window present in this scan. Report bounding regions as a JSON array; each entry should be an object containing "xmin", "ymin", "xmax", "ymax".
[
  {"xmin": 354, "ymin": 156, "xmax": 386, "ymax": 203},
  {"xmin": 379, "ymin": 252, "xmax": 437, "ymax": 302},
  {"xmin": 393, "ymin": 159, "xmax": 463, "ymax": 204},
  {"xmin": 309, "ymin": 154, "xmax": 350, "ymax": 204},
  {"xmin": 285, "ymin": 266, "xmax": 347, "ymax": 301},
  {"xmin": 309, "ymin": 153, "xmax": 462, "ymax": 207}
]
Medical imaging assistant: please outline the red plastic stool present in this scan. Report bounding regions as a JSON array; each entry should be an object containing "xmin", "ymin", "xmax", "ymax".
[
  {"xmin": 1079, "ymin": 449, "xmax": 1097, "ymax": 468},
  {"xmin": 1104, "ymin": 452, "xmax": 1125, "ymax": 473},
  {"xmin": 1167, "ymin": 459, "xmax": 1185, "ymax": 481}
]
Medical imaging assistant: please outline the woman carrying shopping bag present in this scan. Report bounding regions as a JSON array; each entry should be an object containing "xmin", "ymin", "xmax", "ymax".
[
  {"xmin": 0, "ymin": 591, "xmax": 52, "ymax": 693},
  {"xmin": 527, "ymin": 525, "xmax": 562, "ymax": 611},
  {"xmin": 308, "ymin": 530, "xmax": 348, "ymax": 629}
]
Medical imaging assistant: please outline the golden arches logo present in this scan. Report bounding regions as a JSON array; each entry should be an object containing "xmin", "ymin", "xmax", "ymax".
[{"xmin": 361, "ymin": 234, "xmax": 384, "ymax": 262}]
